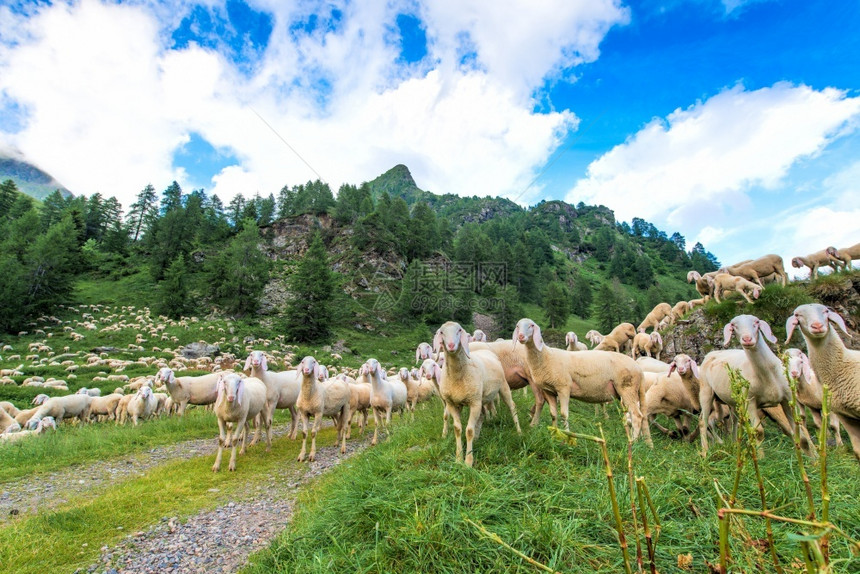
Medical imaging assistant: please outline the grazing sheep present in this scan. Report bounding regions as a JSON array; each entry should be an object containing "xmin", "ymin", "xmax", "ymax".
[
  {"xmin": 415, "ymin": 342, "xmax": 434, "ymax": 364},
  {"xmin": 212, "ymin": 373, "xmax": 268, "ymax": 472},
  {"xmin": 472, "ymin": 329, "xmax": 488, "ymax": 342},
  {"xmin": 786, "ymin": 349, "xmax": 842, "ymax": 446},
  {"xmin": 1, "ymin": 417, "xmax": 56, "ymax": 443},
  {"xmin": 791, "ymin": 250, "xmax": 840, "ymax": 279},
  {"xmin": 433, "ymin": 322, "xmax": 521, "ymax": 466},
  {"xmin": 26, "ymin": 394, "xmax": 93, "ymax": 429},
  {"xmin": 468, "ymin": 339, "xmax": 545, "ymax": 422},
  {"xmin": 513, "ymin": 318, "xmax": 651, "ymax": 446},
  {"xmin": 565, "ymin": 332, "xmax": 588, "ymax": 351},
  {"xmin": 245, "ymin": 350, "xmax": 301, "ymax": 443},
  {"xmin": 698, "ymin": 314, "xmax": 814, "ymax": 457},
  {"xmin": 418, "ymin": 358, "xmax": 450, "ymax": 436},
  {"xmin": 688, "ymin": 297, "xmax": 707, "ymax": 310},
  {"xmin": 637, "ymin": 303, "xmax": 673, "ymax": 333},
  {"xmin": 825, "ymin": 243, "xmax": 860, "ymax": 272},
  {"xmin": 155, "ymin": 367, "xmax": 220, "ymax": 415},
  {"xmin": 76, "ymin": 387, "xmax": 102, "ymax": 397},
  {"xmin": 687, "ymin": 270, "xmax": 718, "ymax": 300},
  {"xmin": 631, "ymin": 331, "xmax": 663, "ymax": 361},
  {"xmin": 343, "ymin": 375, "xmax": 371, "ymax": 439},
  {"xmin": 712, "ymin": 273, "xmax": 762, "ymax": 304},
  {"xmin": 645, "ymin": 354, "xmax": 707, "ymax": 440},
  {"xmin": 585, "ymin": 330, "xmax": 604, "ymax": 348},
  {"xmin": 31, "ymin": 394, "xmax": 50, "ymax": 406},
  {"xmin": 123, "ymin": 386, "xmax": 158, "ymax": 426},
  {"xmin": 0, "ymin": 405, "xmax": 21, "ymax": 433},
  {"xmin": 399, "ymin": 366, "xmax": 435, "ymax": 417},
  {"xmin": 672, "ymin": 300, "xmax": 692, "ymax": 320},
  {"xmin": 295, "ymin": 356, "xmax": 352, "ymax": 462},
  {"xmin": 359, "ymin": 359, "xmax": 408, "ymax": 445},
  {"xmin": 723, "ymin": 254, "xmax": 787, "ymax": 287},
  {"xmin": 594, "ymin": 322, "xmax": 636, "ymax": 353},
  {"xmin": 636, "ymin": 356, "xmax": 672, "ymax": 374},
  {"xmin": 89, "ymin": 393, "xmax": 124, "ymax": 422},
  {"xmin": 786, "ymin": 304, "xmax": 860, "ymax": 460},
  {"xmin": 0, "ymin": 401, "xmax": 20, "ymax": 417}
]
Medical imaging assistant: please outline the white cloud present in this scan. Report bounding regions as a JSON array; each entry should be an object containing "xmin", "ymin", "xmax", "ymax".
[
  {"xmin": 567, "ymin": 83, "xmax": 860, "ymax": 231},
  {"xmin": 0, "ymin": 0, "xmax": 626, "ymax": 208},
  {"xmin": 772, "ymin": 206, "xmax": 860, "ymax": 278}
]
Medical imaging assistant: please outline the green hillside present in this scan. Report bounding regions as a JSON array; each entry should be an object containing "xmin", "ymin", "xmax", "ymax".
[{"xmin": 0, "ymin": 154, "xmax": 72, "ymax": 201}]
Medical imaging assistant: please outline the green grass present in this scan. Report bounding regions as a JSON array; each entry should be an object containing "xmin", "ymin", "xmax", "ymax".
[
  {"xmin": 0, "ymin": 425, "xmax": 341, "ymax": 574},
  {"xmin": 244, "ymin": 398, "xmax": 860, "ymax": 573}
]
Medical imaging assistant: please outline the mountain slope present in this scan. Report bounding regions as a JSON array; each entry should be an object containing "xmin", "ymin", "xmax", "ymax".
[{"xmin": 0, "ymin": 153, "xmax": 72, "ymax": 200}]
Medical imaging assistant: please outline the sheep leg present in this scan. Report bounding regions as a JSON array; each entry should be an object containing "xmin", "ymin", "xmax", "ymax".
[
  {"xmin": 372, "ymin": 407, "xmax": 382, "ymax": 446},
  {"xmin": 212, "ymin": 418, "xmax": 226, "ymax": 472},
  {"xmin": 557, "ymin": 386, "xmax": 571, "ymax": 431},
  {"xmin": 528, "ymin": 379, "xmax": 545, "ymax": 427},
  {"xmin": 288, "ymin": 406, "xmax": 298, "ymax": 440},
  {"xmin": 698, "ymin": 386, "xmax": 715, "ymax": 457},
  {"xmin": 297, "ymin": 411, "xmax": 310, "ymax": 462},
  {"xmin": 775, "ymin": 401, "xmax": 815, "ymax": 457},
  {"xmin": 441, "ymin": 405, "xmax": 449, "ymax": 438},
  {"xmin": 464, "ymin": 401, "xmax": 482, "ymax": 467},
  {"xmin": 309, "ymin": 413, "xmax": 322, "ymax": 462},
  {"xmin": 230, "ymin": 414, "xmax": 248, "ymax": 471},
  {"xmin": 339, "ymin": 404, "xmax": 351, "ymax": 454},
  {"xmin": 542, "ymin": 392, "xmax": 559, "ymax": 428},
  {"xmin": 835, "ymin": 415, "xmax": 860, "ymax": 461},
  {"xmin": 447, "ymin": 402, "xmax": 464, "ymax": 463},
  {"xmin": 499, "ymin": 383, "xmax": 522, "ymax": 434},
  {"xmin": 360, "ymin": 410, "xmax": 368, "ymax": 436}
]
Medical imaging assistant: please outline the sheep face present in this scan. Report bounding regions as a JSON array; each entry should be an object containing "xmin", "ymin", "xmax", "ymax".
[
  {"xmin": 512, "ymin": 318, "xmax": 543, "ymax": 351},
  {"xmin": 565, "ymin": 332, "xmax": 577, "ymax": 346},
  {"xmin": 785, "ymin": 303, "xmax": 850, "ymax": 343},
  {"xmin": 415, "ymin": 342, "xmax": 433, "ymax": 364},
  {"xmin": 786, "ymin": 349, "xmax": 813, "ymax": 384},
  {"xmin": 669, "ymin": 354, "xmax": 699, "ymax": 379},
  {"xmin": 244, "ymin": 350, "xmax": 267, "ymax": 373},
  {"xmin": 472, "ymin": 329, "xmax": 487, "ymax": 342},
  {"xmin": 722, "ymin": 314, "xmax": 777, "ymax": 348},
  {"xmin": 434, "ymin": 321, "xmax": 472, "ymax": 357},
  {"xmin": 419, "ymin": 359, "xmax": 441, "ymax": 387},
  {"xmin": 217, "ymin": 373, "xmax": 244, "ymax": 405},
  {"xmin": 399, "ymin": 368, "xmax": 410, "ymax": 382},
  {"xmin": 156, "ymin": 367, "xmax": 175, "ymax": 385}
]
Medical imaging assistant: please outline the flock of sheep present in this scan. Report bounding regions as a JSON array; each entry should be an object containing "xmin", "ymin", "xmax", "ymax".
[{"xmin": 1, "ymin": 245, "xmax": 859, "ymax": 474}]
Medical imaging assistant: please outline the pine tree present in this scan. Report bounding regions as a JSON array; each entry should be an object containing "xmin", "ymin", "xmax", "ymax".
[
  {"xmin": 206, "ymin": 220, "xmax": 272, "ymax": 316},
  {"xmin": 126, "ymin": 184, "xmax": 158, "ymax": 242},
  {"xmin": 284, "ymin": 231, "xmax": 336, "ymax": 342},
  {"xmin": 156, "ymin": 254, "xmax": 192, "ymax": 319},
  {"xmin": 160, "ymin": 181, "xmax": 184, "ymax": 214},
  {"xmin": 543, "ymin": 281, "xmax": 570, "ymax": 329},
  {"xmin": 0, "ymin": 179, "xmax": 18, "ymax": 218}
]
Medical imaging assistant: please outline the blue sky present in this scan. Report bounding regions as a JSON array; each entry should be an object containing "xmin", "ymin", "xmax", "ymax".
[{"xmin": 0, "ymin": 0, "xmax": 858, "ymax": 273}]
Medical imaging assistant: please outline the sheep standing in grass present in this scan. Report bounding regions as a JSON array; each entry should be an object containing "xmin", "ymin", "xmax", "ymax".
[
  {"xmin": 672, "ymin": 300, "xmax": 692, "ymax": 321},
  {"xmin": 360, "ymin": 359, "xmax": 407, "ymax": 445},
  {"xmin": 712, "ymin": 273, "xmax": 762, "ymax": 304},
  {"xmin": 631, "ymin": 332, "xmax": 663, "ymax": 360},
  {"xmin": 786, "ymin": 348, "xmax": 842, "ymax": 446},
  {"xmin": 245, "ymin": 350, "xmax": 301, "ymax": 444},
  {"xmin": 341, "ymin": 374, "xmax": 371, "ymax": 439},
  {"xmin": 687, "ymin": 270, "xmax": 717, "ymax": 300},
  {"xmin": 418, "ymin": 358, "xmax": 449, "ymax": 436},
  {"xmin": 212, "ymin": 373, "xmax": 268, "ymax": 472},
  {"xmin": 565, "ymin": 332, "xmax": 587, "ymax": 351},
  {"xmin": 433, "ymin": 322, "xmax": 521, "ymax": 466},
  {"xmin": 296, "ymin": 356, "xmax": 352, "ymax": 462},
  {"xmin": 89, "ymin": 393, "xmax": 124, "ymax": 422},
  {"xmin": 698, "ymin": 314, "xmax": 815, "ymax": 457},
  {"xmin": 1, "ymin": 417, "xmax": 56, "ymax": 442},
  {"xmin": 415, "ymin": 342, "xmax": 433, "ymax": 364},
  {"xmin": 826, "ymin": 243, "xmax": 860, "ymax": 271},
  {"xmin": 637, "ymin": 303, "xmax": 673, "ymax": 333},
  {"xmin": 786, "ymin": 304, "xmax": 860, "ymax": 460},
  {"xmin": 723, "ymin": 254, "xmax": 788, "ymax": 287},
  {"xmin": 123, "ymin": 386, "xmax": 158, "ymax": 426},
  {"xmin": 398, "ymin": 367, "xmax": 435, "ymax": 418},
  {"xmin": 154, "ymin": 367, "xmax": 220, "ymax": 415},
  {"xmin": 791, "ymin": 250, "xmax": 840, "ymax": 279},
  {"xmin": 26, "ymin": 394, "xmax": 92, "ymax": 429},
  {"xmin": 645, "ymin": 354, "xmax": 707, "ymax": 440},
  {"xmin": 468, "ymin": 339, "xmax": 545, "ymax": 424},
  {"xmin": 513, "ymin": 318, "xmax": 651, "ymax": 446},
  {"xmin": 594, "ymin": 322, "xmax": 636, "ymax": 353}
]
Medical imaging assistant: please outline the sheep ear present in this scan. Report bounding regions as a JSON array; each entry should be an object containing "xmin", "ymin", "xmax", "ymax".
[
  {"xmin": 261, "ymin": 355, "xmax": 268, "ymax": 372},
  {"xmin": 313, "ymin": 362, "xmax": 320, "ymax": 382},
  {"xmin": 758, "ymin": 320, "xmax": 777, "ymax": 344},
  {"xmin": 826, "ymin": 308, "xmax": 850, "ymax": 337},
  {"xmin": 655, "ymin": 333, "xmax": 663, "ymax": 346},
  {"xmin": 433, "ymin": 330, "xmax": 444, "ymax": 354},
  {"xmin": 785, "ymin": 316, "xmax": 799, "ymax": 344},
  {"xmin": 800, "ymin": 354, "xmax": 813, "ymax": 384},
  {"xmin": 533, "ymin": 323, "xmax": 544, "ymax": 352},
  {"xmin": 216, "ymin": 375, "xmax": 225, "ymax": 403},
  {"xmin": 432, "ymin": 363, "xmax": 441, "ymax": 386},
  {"xmin": 722, "ymin": 323, "xmax": 734, "ymax": 347},
  {"xmin": 416, "ymin": 347, "xmax": 421, "ymax": 364},
  {"xmin": 237, "ymin": 378, "xmax": 244, "ymax": 406},
  {"xmin": 512, "ymin": 324, "xmax": 521, "ymax": 346},
  {"xmin": 565, "ymin": 332, "xmax": 572, "ymax": 345},
  {"xmin": 668, "ymin": 363, "xmax": 677, "ymax": 376},
  {"xmin": 244, "ymin": 355, "xmax": 253, "ymax": 372},
  {"xmin": 690, "ymin": 360, "xmax": 700, "ymax": 380},
  {"xmin": 459, "ymin": 329, "xmax": 471, "ymax": 358}
]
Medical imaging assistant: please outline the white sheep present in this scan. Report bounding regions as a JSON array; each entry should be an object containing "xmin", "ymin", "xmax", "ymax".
[
  {"xmin": 594, "ymin": 322, "xmax": 636, "ymax": 353},
  {"xmin": 359, "ymin": 359, "xmax": 408, "ymax": 445},
  {"xmin": 672, "ymin": 300, "xmax": 692, "ymax": 320},
  {"xmin": 791, "ymin": 250, "xmax": 839, "ymax": 279},
  {"xmin": 342, "ymin": 375, "xmax": 371, "ymax": 439},
  {"xmin": 295, "ymin": 356, "xmax": 352, "ymax": 462},
  {"xmin": 418, "ymin": 358, "xmax": 450, "ymax": 436},
  {"xmin": 631, "ymin": 331, "xmax": 663, "ymax": 360},
  {"xmin": 712, "ymin": 273, "xmax": 762, "ymax": 304},
  {"xmin": 635, "ymin": 356, "xmax": 672, "ymax": 374},
  {"xmin": 786, "ymin": 348, "xmax": 842, "ymax": 445},
  {"xmin": 697, "ymin": 314, "xmax": 814, "ymax": 457},
  {"xmin": 825, "ymin": 243, "xmax": 860, "ymax": 272},
  {"xmin": 722, "ymin": 254, "xmax": 787, "ymax": 287},
  {"xmin": 212, "ymin": 373, "xmax": 268, "ymax": 472},
  {"xmin": 88, "ymin": 393, "xmax": 124, "ymax": 422},
  {"xmin": 1, "ymin": 416, "xmax": 56, "ymax": 443},
  {"xmin": 0, "ymin": 401, "xmax": 20, "ymax": 417},
  {"xmin": 644, "ymin": 354, "xmax": 707, "ymax": 440},
  {"xmin": 513, "ymin": 318, "xmax": 651, "ymax": 446},
  {"xmin": 637, "ymin": 303, "xmax": 673, "ymax": 333},
  {"xmin": 472, "ymin": 329, "xmax": 488, "ymax": 342},
  {"xmin": 433, "ymin": 322, "xmax": 521, "ymax": 466},
  {"xmin": 398, "ymin": 366, "xmax": 435, "ymax": 417},
  {"xmin": 467, "ymin": 339, "xmax": 545, "ymax": 422},
  {"xmin": 415, "ymin": 342, "xmax": 434, "ymax": 364},
  {"xmin": 26, "ymin": 394, "xmax": 93, "ymax": 429},
  {"xmin": 687, "ymin": 270, "xmax": 718, "ymax": 300},
  {"xmin": 123, "ymin": 386, "xmax": 158, "ymax": 426},
  {"xmin": 585, "ymin": 330, "xmax": 604, "ymax": 348},
  {"xmin": 76, "ymin": 387, "xmax": 102, "ymax": 397},
  {"xmin": 786, "ymin": 304, "xmax": 860, "ymax": 460},
  {"xmin": 688, "ymin": 297, "xmax": 707, "ymax": 310},
  {"xmin": 0, "ymin": 405, "xmax": 21, "ymax": 433},
  {"xmin": 154, "ymin": 367, "xmax": 220, "ymax": 415},
  {"xmin": 565, "ymin": 332, "xmax": 588, "ymax": 351},
  {"xmin": 245, "ymin": 350, "xmax": 301, "ymax": 443}
]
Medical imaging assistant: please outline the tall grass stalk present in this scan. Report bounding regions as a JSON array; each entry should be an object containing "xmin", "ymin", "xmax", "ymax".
[
  {"xmin": 782, "ymin": 353, "xmax": 817, "ymax": 520},
  {"xmin": 634, "ymin": 477, "xmax": 657, "ymax": 574},
  {"xmin": 464, "ymin": 518, "xmax": 563, "ymax": 574}
]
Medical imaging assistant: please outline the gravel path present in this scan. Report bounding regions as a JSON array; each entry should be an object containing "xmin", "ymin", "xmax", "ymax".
[
  {"xmin": 0, "ymin": 423, "xmax": 305, "ymax": 521},
  {"xmin": 87, "ymin": 437, "xmax": 368, "ymax": 574}
]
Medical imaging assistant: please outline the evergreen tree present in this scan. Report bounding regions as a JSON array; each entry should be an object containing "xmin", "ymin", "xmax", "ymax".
[
  {"xmin": 543, "ymin": 281, "xmax": 570, "ymax": 329},
  {"xmin": 156, "ymin": 254, "xmax": 192, "ymax": 319},
  {"xmin": 689, "ymin": 242, "xmax": 720, "ymax": 272},
  {"xmin": 405, "ymin": 201, "xmax": 438, "ymax": 260},
  {"xmin": 0, "ymin": 179, "xmax": 17, "ymax": 217},
  {"xmin": 40, "ymin": 189, "xmax": 69, "ymax": 230},
  {"xmin": 569, "ymin": 270, "xmax": 592, "ymax": 318},
  {"xmin": 490, "ymin": 284, "xmax": 523, "ymax": 334},
  {"xmin": 23, "ymin": 215, "xmax": 80, "ymax": 315},
  {"xmin": 277, "ymin": 184, "xmax": 294, "ymax": 219},
  {"xmin": 160, "ymin": 181, "xmax": 184, "ymax": 214},
  {"xmin": 284, "ymin": 231, "xmax": 336, "ymax": 342},
  {"xmin": 126, "ymin": 184, "xmax": 158, "ymax": 242},
  {"xmin": 258, "ymin": 193, "xmax": 276, "ymax": 226},
  {"xmin": 592, "ymin": 279, "xmax": 631, "ymax": 332},
  {"xmin": 206, "ymin": 220, "xmax": 272, "ymax": 316},
  {"xmin": 227, "ymin": 194, "xmax": 247, "ymax": 228}
]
